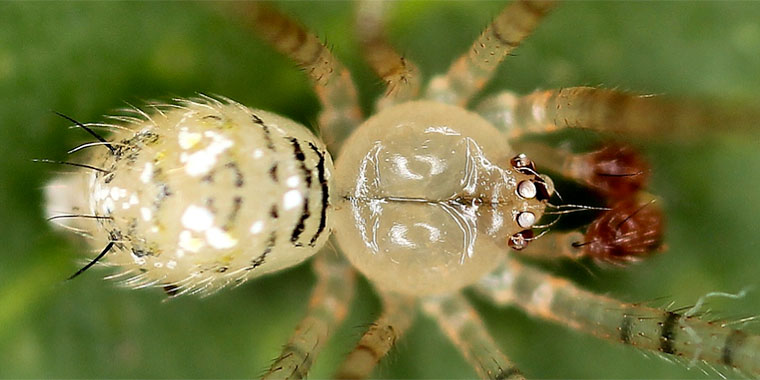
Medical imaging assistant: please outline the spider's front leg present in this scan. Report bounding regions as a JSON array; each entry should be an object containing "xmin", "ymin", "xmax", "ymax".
[
  {"xmin": 355, "ymin": 0, "xmax": 421, "ymax": 108},
  {"xmin": 262, "ymin": 247, "xmax": 355, "ymax": 380},
  {"xmin": 476, "ymin": 259, "xmax": 760, "ymax": 376},
  {"xmin": 476, "ymin": 87, "xmax": 759, "ymax": 141},
  {"xmin": 425, "ymin": 0, "xmax": 557, "ymax": 106}
]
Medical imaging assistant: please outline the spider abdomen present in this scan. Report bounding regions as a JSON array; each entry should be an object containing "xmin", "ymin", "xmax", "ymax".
[
  {"xmin": 49, "ymin": 100, "xmax": 334, "ymax": 294},
  {"xmin": 333, "ymin": 101, "xmax": 548, "ymax": 295}
]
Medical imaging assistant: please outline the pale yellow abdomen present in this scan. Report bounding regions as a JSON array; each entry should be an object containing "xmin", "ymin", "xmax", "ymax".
[{"xmin": 46, "ymin": 99, "xmax": 334, "ymax": 294}]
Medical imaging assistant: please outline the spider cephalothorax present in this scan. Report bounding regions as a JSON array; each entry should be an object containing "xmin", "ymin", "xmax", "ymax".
[{"xmin": 42, "ymin": 1, "xmax": 760, "ymax": 379}]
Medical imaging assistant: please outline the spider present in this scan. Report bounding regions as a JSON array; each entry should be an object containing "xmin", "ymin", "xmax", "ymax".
[{"xmin": 11, "ymin": 0, "xmax": 760, "ymax": 378}]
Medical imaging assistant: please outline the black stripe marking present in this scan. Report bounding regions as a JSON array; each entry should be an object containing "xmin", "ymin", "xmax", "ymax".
[
  {"xmin": 308, "ymin": 143, "xmax": 328, "ymax": 247},
  {"xmin": 490, "ymin": 25, "xmax": 519, "ymax": 48},
  {"xmin": 270, "ymin": 205, "xmax": 279, "ymax": 219},
  {"xmin": 225, "ymin": 196, "xmax": 243, "ymax": 229},
  {"xmin": 252, "ymin": 113, "xmax": 276, "ymax": 151},
  {"xmin": 722, "ymin": 329, "xmax": 747, "ymax": 366},
  {"xmin": 291, "ymin": 202, "xmax": 310, "ymax": 247},
  {"xmin": 290, "ymin": 138, "xmax": 312, "ymax": 188},
  {"xmin": 269, "ymin": 163, "xmax": 279, "ymax": 182},
  {"xmin": 249, "ymin": 232, "xmax": 276, "ymax": 270},
  {"xmin": 659, "ymin": 312, "xmax": 680, "ymax": 354},
  {"xmin": 225, "ymin": 162, "xmax": 244, "ymax": 187},
  {"xmin": 289, "ymin": 138, "xmax": 311, "ymax": 245},
  {"xmin": 619, "ymin": 313, "xmax": 633, "ymax": 344}
]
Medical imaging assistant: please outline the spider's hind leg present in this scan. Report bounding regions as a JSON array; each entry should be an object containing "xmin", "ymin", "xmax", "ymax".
[
  {"xmin": 334, "ymin": 292, "xmax": 416, "ymax": 380},
  {"xmin": 422, "ymin": 294, "xmax": 525, "ymax": 380},
  {"xmin": 261, "ymin": 248, "xmax": 355, "ymax": 380}
]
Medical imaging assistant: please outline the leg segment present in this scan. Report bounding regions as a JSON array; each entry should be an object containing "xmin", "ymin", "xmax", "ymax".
[
  {"xmin": 422, "ymin": 294, "xmax": 525, "ymax": 380},
  {"xmin": 261, "ymin": 248, "xmax": 355, "ymax": 380},
  {"xmin": 232, "ymin": 3, "xmax": 362, "ymax": 152},
  {"xmin": 476, "ymin": 259, "xmax": 760, "ymax": 376},
  {"xmin": 425, "ymin": 0, "xmax": 557, "ymax": 105},
  {"xmin": 356, "ymin": 1, "xmax": 421, "ymax": 109},
  {"xmin": 334, "ymin": 292, "xmax": 417, "ymax": 380},
  {"xmin": 476, "ymin": 87, "xmax": 752, "ymax": 140}
]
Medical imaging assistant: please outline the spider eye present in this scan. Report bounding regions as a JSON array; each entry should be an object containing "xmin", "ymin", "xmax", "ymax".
[
  {"xmin": 517, "ymin": 180, "xmax": 537, "ymax": 199},
  {"xmin": 510, "ymin": 153, "xmax": 535, "ymax": 174},
  {"xmin": 508, "ymin": 229, "xmax": 534, "ymax": 250},
  {"xmin": 516, "ymin": 211, "xmax": 536, "ymax": 228}
]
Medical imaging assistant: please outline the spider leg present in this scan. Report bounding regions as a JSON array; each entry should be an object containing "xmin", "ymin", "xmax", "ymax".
[
  {"xmin": 424, "ymin": 0, "xmax": 557, "ymax": 106},
  {"xmin": 476, "ymin": 87, "xmax": 757, "ymax": 140},
  {"xmin": 422, "ymin": 293, "xmax": 525, "ymax": 380},
  {"xmin": 356, "ymin": 1, "xmax": 421, "ymax": 109},
  {"xmin": 334, "ymin": 292, "xmax": 417, "ymax": 380},
  {"xmin": 261, "ymin": 247, "xmax": 355, "ymax": 380},
  {"xmin": 230, "ymin": 2, "xmax": 362, "ymax": 152},
  {"xmin": 476, "ymin": 258, "xmax": 760, "ymax": 376}
]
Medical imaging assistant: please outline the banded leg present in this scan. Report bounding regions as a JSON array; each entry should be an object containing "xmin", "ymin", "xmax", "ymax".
[
  {"xmin": 262, "ymin": 248, "xmax": 355, "ymax": 380},
  {"xmin": 356, "ymin": 1, "xmax": 421, "ymax": 109},
  {"xmin": 476, "ymin": 259, "xmax": 760, "ymax": 376},
  {"xmin": 422, "ymin": 294, "xmax": 524, "ymax": 380},
  {"xmin": 476, "ymin": 87, "xmax": 752, "ymax": 140},
  {"xmin": 233, "ymin": 3, "xmax": 362, "ymax": 152},
  {"xmin": 334, "ymin": 292, "xmax": 417, "ymax": 380},
  {"xmin": 425, "ymin": 0, "xmax": 557, "ymax": 105}
]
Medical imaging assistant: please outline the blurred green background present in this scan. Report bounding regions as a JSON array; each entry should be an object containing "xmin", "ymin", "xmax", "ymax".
[{"xmin": 1, "ymin": 1, "xmax": 760, "ymax": 378}]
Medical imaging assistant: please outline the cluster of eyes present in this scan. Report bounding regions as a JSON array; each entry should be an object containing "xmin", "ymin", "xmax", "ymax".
[{"xmin": 508, "ymin": 154, "xmax": 550, "ymax": 249}]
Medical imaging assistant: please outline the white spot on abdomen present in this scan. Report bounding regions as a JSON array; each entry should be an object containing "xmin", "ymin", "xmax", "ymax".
[{"xmin": 181, "ymin": 205, "xmax": 214, "ymax": 232}]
